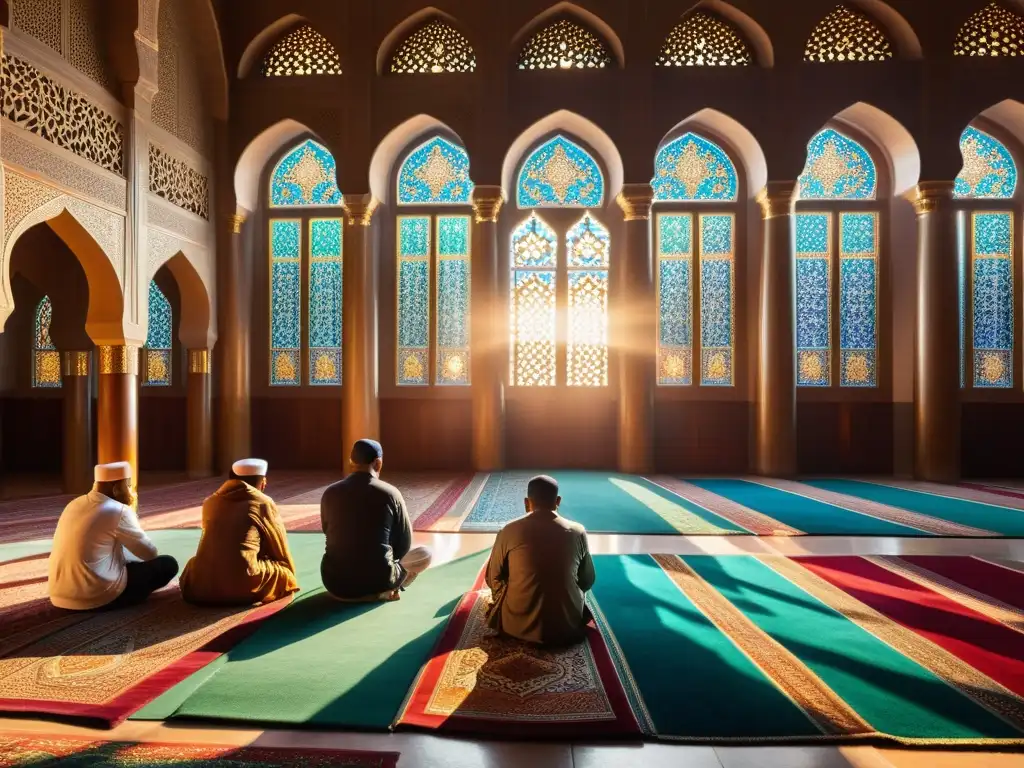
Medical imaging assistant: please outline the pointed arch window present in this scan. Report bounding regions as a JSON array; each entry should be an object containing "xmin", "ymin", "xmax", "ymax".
[
  {"xmin": 33, "ymin": 296, "xmax": 61, "ymax": 388},
  {"xmin": 268, "ymin": 139, "xmax": 344, "ymax": 386},
  {"xmin": 397, "ymin": 137, "xmax": 473, "ymax": 205},
  {"xmin": 955, "ymin": 2, "xmax": 1024, "ymax": 57},
  {"xmin": 795, "ymin": 128, "xmax": 879, "ymax": 389},
  {"xmin": 657, "ymin": 11, "xmax": 753, "ymax": 67},
  {"xmin": 262, "ymin": 25, "xmax": 341, "ymax": 76},
  {"xmin": 516, "ymin": 135, "xmax": 604, "ymax": 208},
  {"xmin": 955, "ymin": 126, "xmax": 1018, "ymax": 390},
  {"xmin": 143, "ymin": 281, "xmax": 172, "ymax": 386},
  {"xmin": 518, "ymin": 19, "xmax": 612, "ymax": 70},
  {"xmin": 389, "ymin": 20, "xmax": 476, "ymax": 73},
  {"xmin": 804, "ymin": 5, "xmax": 893, "ymax": 62}
]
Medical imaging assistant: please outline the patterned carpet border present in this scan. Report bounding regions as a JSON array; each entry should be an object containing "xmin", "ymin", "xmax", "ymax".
[
  {"xmin": 411, "ymin": 473, "xmax": 476, "ymax": 530},
  {"xmin": 0, "ymin": 736, "xmax": 398, "ymax": 766},
  {"xmin": 396, "ymin": 568, "xmax": 640, "ymax": 738}
]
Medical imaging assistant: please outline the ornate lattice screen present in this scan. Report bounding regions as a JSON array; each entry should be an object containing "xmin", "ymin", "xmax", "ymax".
[
  {"xmin": 566, "ymin": 215, "xmax": 610, "ymax": 387},
  {"xmin": 657, "ymin": 11, "xmax": 753, "ymax": 67},
  {"xmin": 510, "ymin": 215, "xmax": 558, "ymax": 386},
  {"xmin": 518, "ymin": 19, "xmax": 612, "ymax": 70},
  {"xmin": 33, "ymin": 296, "xmax": 61, "ymax": 389},
  {"xmin": 955, "ymin": 3, "xmax": 1024, "ymax": 57},
  {"xmin": 804, "ymin": 5, "xmax": 893, "ymax": 63},
  {"xmin": 262, "ymin": 25, "xmax": 342, "ymax": 75},
  {"xmin": 389, "ymin": 20, "xmax": 476, "ymax": 73}
]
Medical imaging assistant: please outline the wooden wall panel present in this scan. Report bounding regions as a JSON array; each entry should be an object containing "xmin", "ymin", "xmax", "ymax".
[
  {"xmin": 380, "ymin": 398, "xmax": 472, "ymax": 470},
  {"xmin": 506, "ymin": 396, "xmax": 617, "ymax": 469},
  {"xmin": 962, "ymin": 403, "xmax": 1024, "ymax": 479},
  {"xmin": 139, "ymin": 395, "xmax": 187, "ymax": 471},
  {"xmin": 1, "ymin": 397, "xmax": 63, "ymax": 472},
  {"xmin": 654, "ymin": 401, "xmax": 751, "ymax": 474},
  {"xmin": 252, "ymin": 397, "xmax": 344, "ymax": 470},
  {"xmin": 797, "ymin": 402, "xmax": 893, "ymax": 475}
]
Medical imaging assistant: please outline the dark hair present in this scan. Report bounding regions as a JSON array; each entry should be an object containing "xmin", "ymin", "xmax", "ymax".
[
  {"xmin": 527, "ymin": 475, "xmax": 559, "ymax": 509},
  {"xmin": 230, "ymin": 471, "xmax": 266, "ymax": 486}
]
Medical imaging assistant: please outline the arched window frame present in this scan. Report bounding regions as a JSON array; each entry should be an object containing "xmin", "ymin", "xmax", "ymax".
[
  {"xmin": 954, "ymin": 121, "xmax": 1024, "ymax": 400},
  {"xmin": 794, "ymin": 124, "xmax": 891, "ymax": 401},
  {"xmin": 262, "ymin": 137, "xmax": 345, "ymax": 392},
  {"xmin": 656, "ymin": 9, "xmax": 755, "ymax": 67},
  {"xmin": 32, "ymin": 295, "xmax": 61, "ymax": 389},
  {"xmin": 506, "ymin": 132, "xmax": 614, "ymax": 390},
  {"xmin": 954, "ymin": 2, "xmax": 1024, "ymax": 58},
  {"xmin": 515, "ymin": 17, "xmax": 614, "ymax": 71},
  {"xmin": 143, "ymin": 280, "xmax": 173, "ymax": 387},
  {"xmin": 390, "ymin": 134, "xmax": 475, "ymax": 392},
  {"xmin": 803, "ymin": 4, "xmax": 894, "ymax": 63},
  {"xmin": 387, "ymin": 18, "xmax": 477, "ymax": 74},
  {"xmin": 651, "ymin": 130, "xmax": 745, "ymax": 399},
  {"xmin": 260, "ymin": 24, "xmax": 342, "ymax": 76}
]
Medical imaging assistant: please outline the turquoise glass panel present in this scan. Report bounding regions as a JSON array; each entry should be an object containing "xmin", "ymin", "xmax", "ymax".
[
  {"xmin": 309, "ymin": 220, "xmax": 343, "ymax": 386},
  {"xmin": 270, "ymin": 219, "xmax": 301, "ymax": 386},
  {"xmin": 796, "ymin": 213, "xmax": 831, "ymax": 386},
  {"xmin": 699, "ymin": 215, "xmax": 734, "ymax": 386},
  {"xmin": 839, "ymin": 213, "xmax": 877, "ymax": 387},
  {"xmin": 955, "ymin": 126, "xmax": 1018, "ymax": 199},
  {"xmin": 972, "ymin": 212, "xmax": 1013, "ymax": 388},
  {"xmin": 798, "ymin": 128, "xmax": 877, "ymax": 200},
  {"xmin": 516, "ymin": 135, "xmax": 604, "ymax": 208},
  {"xmin": 653, "ymin": 132, "xmax": 738, "ymax": 202},
  {"xmin": 397, "ymin": 137, "xmax": 474, "ymax": 205},
  {"xmin": 270, "ymin": 139, "xmax": 342, "ymax": 207},
  {"xmin": 437, "ymin": 215, "xmax": 471, "ymax": 386},
  {"xmin": 398, "ymin": 216, "xmax": 431, "ymax": 385}
]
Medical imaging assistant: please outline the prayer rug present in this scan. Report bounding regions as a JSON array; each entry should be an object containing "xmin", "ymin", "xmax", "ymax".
[
  {"xmin": 0, "ymin": 736, "xmax": 398, "ymax": 766},
  {"xmin": 396, "ymin": 573, "xmax": 639, "ymax": 737},
  {"xmin": 0, "ymin": 592, "xmax": 290, "ymax": 727},
  {"xmin": 591, "ymin": 553, "xmax": 1024, "ymax": 746}
]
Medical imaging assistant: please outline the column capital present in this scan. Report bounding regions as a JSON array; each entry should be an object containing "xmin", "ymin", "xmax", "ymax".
[
  {"xmin": 471, "ymin": 186, "xmax": 505, "ymax": 223},
  {"xmin": 97, "ymin": 345, "xmax": 140, "ymax": 375},
  {"xmin": 616, "ymin": 184, "xmax": 655, "ymax": 221},
  {"xmin": 756, "ymin": 181, "xmax": 797, "ymax": 219},
  {"xmin": 224, "ymin": 213, "xmax": 247, "ymax": 234},
  {"xmin": 342, "ymin": 194, "xmax": 380, "ymax": 226},
  {"xmin": 905, "ymin": 181, "xmax": 956, "ymax": 215},
  {"xmin": 188, "ymin": 348, "xmax": 211, "ymax": 375},
  {"xmin": 61, "ymin": 351, "xmax": 91, "ymax": 377}
]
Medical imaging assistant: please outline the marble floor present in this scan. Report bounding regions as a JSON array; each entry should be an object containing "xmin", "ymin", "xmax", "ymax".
[{"xmin": 2, "ymin": 528, "xmax": 1023, "ymax": 765}]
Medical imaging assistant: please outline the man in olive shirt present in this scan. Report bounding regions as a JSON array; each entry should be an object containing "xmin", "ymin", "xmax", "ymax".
[
  {"xmin": 320, "ymin": 439, "xmax": 432, "ymax": 601},
  {"xmin": 486, "ymin": 475, "xmax": 596, "ymax": 646}
]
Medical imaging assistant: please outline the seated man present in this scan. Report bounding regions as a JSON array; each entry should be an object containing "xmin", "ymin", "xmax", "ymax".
[
  {"xmin": 180, "ymin": 459, "xmax": 299, "ymax": 606},
  {"xmin": 319, "ymin": 439, "xmax": 432, "ymax": 602},
  {"xmin": 486, "ymin": 475, "xmax": 595, "ymax": 646},
  {"xmin": 48, "ymin": 462, "xmax": 178, "ymax": 611}
]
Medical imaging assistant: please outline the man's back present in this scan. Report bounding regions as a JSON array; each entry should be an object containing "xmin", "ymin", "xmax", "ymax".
[
  {"xmin": 320, "ymin": 472, "xmax": 411, "ymax": 598},
  {"xmin": 486, "ymin": 511, "xmax": 595, "ymax": 646}
]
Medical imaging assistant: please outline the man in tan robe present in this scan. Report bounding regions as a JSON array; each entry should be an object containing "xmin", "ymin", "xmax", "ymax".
[
  {"xmin": 180, "ymin": 459, "xmax": 299, "ymax": 606},
  {"xmin": 486, "ymin": 475, "xmax": 595, "ymax": 646}
]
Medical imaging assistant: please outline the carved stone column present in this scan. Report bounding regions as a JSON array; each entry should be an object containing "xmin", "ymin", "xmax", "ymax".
[
  {"xmin": 341, "ymin": 194, "xmax": 380, "ymax": 465},
  {"xmin": 470, "ymin": 186, "xmax": 506, "ymax": 471},
  {"xmin": 61, "ymin": 351, "xmax": 93, "ymax": 494},
  {"xmin": 755, "ymin": 182, "xmax": 798, "ymax": 477},
  {"xmin": 907, "ymin": 182, "xmax": 960, "ymax": 482},
  {"xmin": 97, "ymin": 344, "xmax": 139, "ymax": 486},
  {"xmin": 218, "ymin": 213, "xmax": 251, "ymax": 469},
  {"xmin": 615, "ymin": 184, "xmax": 656, "ymax": 474},
  {"xmin": 187, "ymin": 348, "xmax": 213, "ymax": 478}
]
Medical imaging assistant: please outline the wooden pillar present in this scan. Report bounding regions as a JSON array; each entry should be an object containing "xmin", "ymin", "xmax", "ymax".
[
  {"xmin": 755, "ymin": 182, "xmax": 798, "ymax": 477},
  {"xmin": 61, "ymin": 351, "xmax": 92, "ymax": 493},
  {"xmin": 218, "ymin": 213, "xmax": 250, "ymax": 469},
  {"xmin": 97, "ymin": 344, "xmax": 139, "ymax": 485},
  {"xmin": 187, "ymin": 348, "xmax": 213, "ymax": 478},
  {"xmin": 470, "ymin": 186, "xmax": 505, "ymax": 471},
  {"xmin": 341, "ymin": 194, "xmax": 380, "ymax": 465},
  {"xmin": 615, "ymin": 184, "xmax": 655, "ymax": 474},
  {"xmin": 907, "ymin": 182, "xmax": 960, "ymax": 482}
]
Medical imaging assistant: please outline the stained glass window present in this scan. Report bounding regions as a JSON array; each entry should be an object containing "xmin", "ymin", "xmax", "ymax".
[
  {"xmin": 796, "ymin": 213, "xmax": 832, "ymax": 387},
  {"xmin": 839, "ymin": 213, "xmax": 878, "ymax": 387},
  {"xmin": 955, "ymin": 2, "xmax": 1024, "ymax": 57},
  {"xmin": 518, "ymin": 19, "xmax": 612, "ymax": 70},
  {"xmin": 955, "ymin": 127, "xmax": 1018, "ymax": 199},
  {"xmin": 657, "ymin": 214, "xmax": 693, "ymax": 385},
  {"xmin": 144, "ymin": 281, "xmax": 172, "ymax": 387},
  {"xmin": 262, "ymin": 25, "xmax": 342, "ymax": 76},
  {"xmin": 397, "ymin": 137, "xmax": 473, "ymax": 205},
  {"xmin": 566, "ymin": 214, "xmax": 610, "ymax": 386},
  {"xmin": 517, "ymin": 135, "xmax": 604, "ymax": 209},
  {"xmin": 798, "ymin": 128, "xmax": 877, "ymax": 200},
  {"xmin": 511, "ymin": 214, "xmax": 558, "ymax": 386},
  {"xmin": 653, "ymin": 133, "xmax": 738, "ymax": 202},
  {"xmin": 657, "ymin": 10, "xmax": 753, "ymax": 67},
  {"xmin": 804, "ymin": 5, "xmax": 893, "ymax": 62},
  {"xmin": 32, "ymin": 296, "xmax": 61, "ymax": 388},
  {"xmin": 270, "ymin": 219, "xmax": 301, "ymax": 386},
  {"xmin": 437, "ymin": 216, "xmax": 471, "ymax": 385},
  {"xmin": 309, "ymin": 218, "xmax": 343, "ymax": 386},
  {"xmin": 397, "ymin": 216, "xmax": 431, "ymax": 385},
  {"xmin": 270, "ymin": 139, "xmax": 342, "ymax": 208},
  {"xmin": 389, "ymin": 20, "xmax": 476, "ymax": 73},
  {"xmin": 971, "ymin": 212, "xmax": 1014, "ymax": 388},
  {"xmin": 699, "ymin": 214, "xmax": 735, "ymax": 386}
]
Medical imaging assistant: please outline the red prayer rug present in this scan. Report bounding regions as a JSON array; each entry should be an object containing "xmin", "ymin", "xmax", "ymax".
[
  {"xmin": 0, "ymin": 592, "xmax": 290, "ymax": 728},
  {"xmin": 0, "ymin": 736, "xmax": 398, "ymax": 767},
  {"xmin": 396, "ymin": 570, "xmax": 640, "ymax": 737}
]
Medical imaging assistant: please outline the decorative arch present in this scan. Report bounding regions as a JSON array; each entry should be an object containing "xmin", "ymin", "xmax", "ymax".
[
  {"xmin": 386, "ymin": 17, "xmax": 476, "ymax": 74},
  {"xmin": 270, "ymin": 139, "xmax": 343, "ymax": 207},
  {"xmin": 657, "ymin": 5, "xmax": 762, "ymax": 68},
  {"xmin": 955, "ymin": 2, "xmax": 1024, "ymax": 57},
  {"xmin": 149, "ymin": 240, "xmax": 216, "ymax": 349},
  {"xmin": 798, "ymin": 128, "xmax": 878, "ymax": 200},
  {"xmin": 502, "ymin": 110, "xmax": 624, "ymax": 204},
  {"xmin": 955, "ymin": 126, "xmax": 1018, "ymax": 198},
  {"xmin": 653, "ymin": 132, "xmax": 739, "ymax": 202},
  {"xmin": 370, "ymin": 115, "xmax": 468, "ymax": 205},
  {"xmin": 153, "ymin": 0, "xmax": 228, "ymax": 119},
  {"xmin": 804, "ymin": 4, "xmax": 894, "ymax": 62},
  {"xmin": 237, "ymin": 14, "xmax": 306, "ymax": 78},
  {"xmin": 511, "ymin": 2, "xmax": 625, "ymax": 68},
  {"xmin": 397, "ymin": 136, "xmax": 474, "ymax": 205},
  {"xmin": 235, "ymin": 119, "xmax": 327, "ymax": 213},
  {"xmin": 516, "ymin": 135, "xmax": 605, "ymax": 208},
  {"xmin": 260, "ymin": 24, "xmax": 342, "ymax": 76}
]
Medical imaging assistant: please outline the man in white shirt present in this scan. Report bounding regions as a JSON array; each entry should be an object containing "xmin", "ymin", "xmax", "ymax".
[{"xmin": 48, "ymin": 461, "xmax": 179, "ymax": 611}]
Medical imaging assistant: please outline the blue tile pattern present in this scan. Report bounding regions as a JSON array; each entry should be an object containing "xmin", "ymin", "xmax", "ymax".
[
  {"xmin": 839, "ymin": 213, "xmax": 877, "ymax": 387},
  {"xmin": 658, "ymin": 213, "xmax": 692, "ymax": 256},
  {"xmin": 796, "ymin": 213, "xmax": 831, "ymax": 387},
  {"xmin": 462, "ymin": 472, "xmax": 535, "ymax": 530},
  {"xmin": 33, "ymin": 296, "xmax": 61, "ymax": 389},
  {"xmin": 144, "ymin": 281, "xmax": 172, "ymax": 387},
  {"xmin": 955, "ymin": 126, "xmax": 1018, "ymax": 199},
  {"xmin": 309, "ymin": 218, "xmax": 343, "ymax": 386},
  {"xmin": 437, "ymin": 216, "xmax": 471, "ymax": 386},
  {"xmin": 270, "ymin": 139, "xmax": 342, "ymax": 207},
  {"xmin": 517, "ymin": 135, "xmax": 604, "ymax": 208},
  {"xmin": 972, "ymin": 212, "xmax": 1013, "ymax": 388},
  {"xmin": 397, "ymin": 136, "xmax": 474, "ymax": 205},
  {"xmin": 398, "ymin": 216, "xmax": 431, "ymax": 386},
  {"xmin": 657, "ymin": 214, "xmax": 693, "ymax": 386},
  {"xmin": 270, "ymin": 219, "xmax": 301, "ymax": 386},
  {"xmin": 653, "ymin": 132, "xmax": 738, "ymax": 202},
  {"xmin": 798, "ymin": 128, "xmax": 877, "ymax": 200},
  {"xmin": 700, "ymin": 215, "xmax": 734, "ymax": 386}
]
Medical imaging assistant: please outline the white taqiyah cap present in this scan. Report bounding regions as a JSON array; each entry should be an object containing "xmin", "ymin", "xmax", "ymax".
[
  {"xmin": 232, "ymin": 458, "xmax": 268, "ymax": 477},
  {"xmin": 94, "ymin": 461, "xmax": 132, "ymax": 483}
]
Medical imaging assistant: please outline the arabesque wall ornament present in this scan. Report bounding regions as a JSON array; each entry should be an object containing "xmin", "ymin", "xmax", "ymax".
[{"xmin": 148, "ymin": 143, "xmax": 210, "ymax": 219}]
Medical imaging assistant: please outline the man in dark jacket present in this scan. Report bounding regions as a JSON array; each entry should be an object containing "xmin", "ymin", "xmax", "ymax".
[
  {"xmin": 485, "ymin": 474, "xmax": 596, "ymax": 646},
  {"xmin": 320, "ymin": 439, "xmax": 432, "ymax": 601}
]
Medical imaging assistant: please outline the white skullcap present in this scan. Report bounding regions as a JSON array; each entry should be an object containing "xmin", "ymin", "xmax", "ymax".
[
  {"xmin": 232, "ymin": 458, "xmax": 268, "ymax": 477},
  {"xmin": 94, "ymin": 461, "xmax": 131, "ymax": 483}
]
